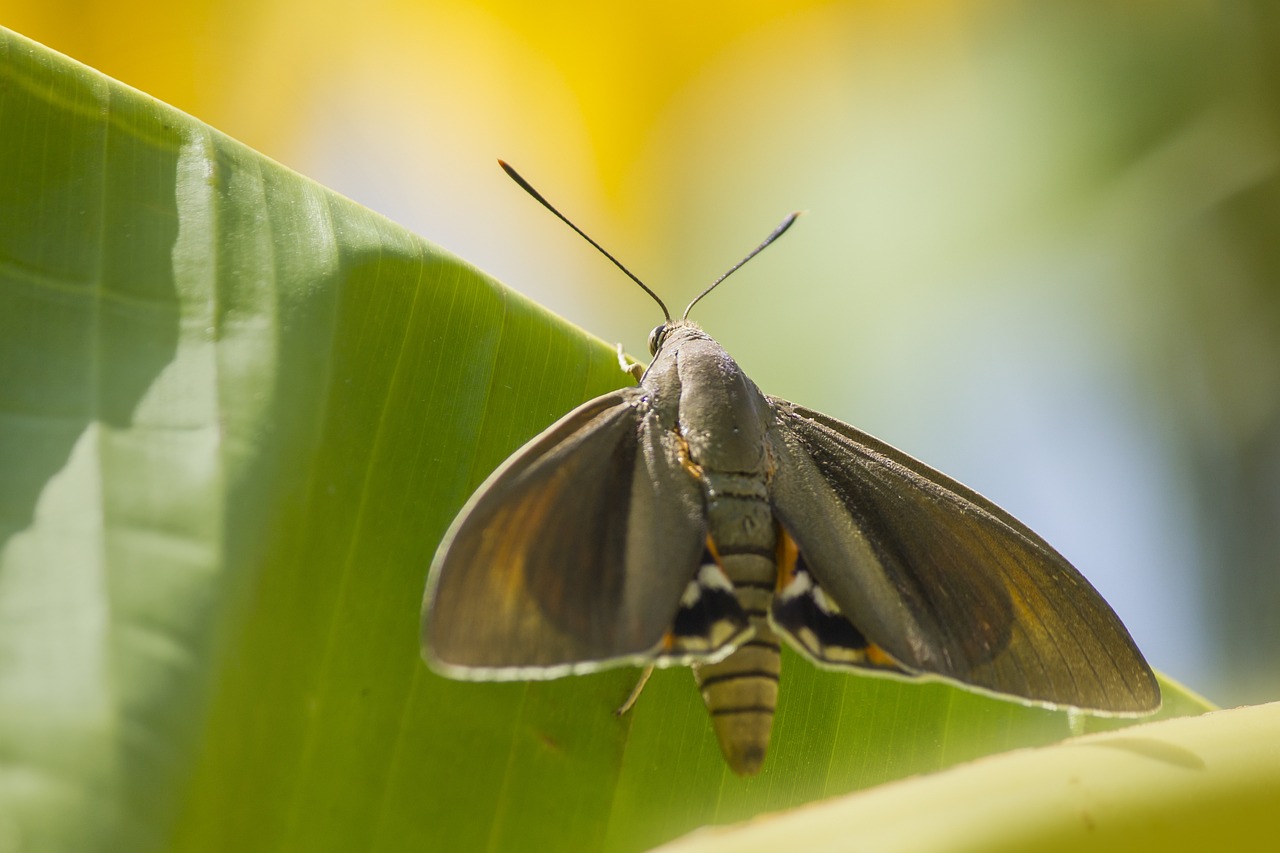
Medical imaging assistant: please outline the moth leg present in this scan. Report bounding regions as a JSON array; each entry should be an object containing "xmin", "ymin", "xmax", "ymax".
[
  {"xmin": 616, "ymin": 342, "xmax": 646, "ymax": 382},
  {"xmin": 615, "ymin": 665, "xmax": 655, "ymax": 716}
]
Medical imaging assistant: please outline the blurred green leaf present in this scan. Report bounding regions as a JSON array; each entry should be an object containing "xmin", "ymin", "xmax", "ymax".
[
  {"xmin": 0, "ymin": 25, "xmax": 1213, "ymax": 853},
  {"xmin": 656, "ymin": 700, "xmax": 1280, "ymax": 853}
]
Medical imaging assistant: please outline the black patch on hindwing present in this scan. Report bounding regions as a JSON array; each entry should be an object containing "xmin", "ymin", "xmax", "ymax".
[
  {"xmin": 659, "ymin": 551, "xmax": 751, "ymax": 661},
  {"xmin": 772, "ymin": 551, "xmax": 906, "ymax": 673}
]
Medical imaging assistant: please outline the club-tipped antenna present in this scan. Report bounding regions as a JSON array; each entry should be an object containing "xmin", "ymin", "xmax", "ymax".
[
  {"xmin": 681, "ymin": 211, "xmax": 801, "ymax": 320},
  {"xmin": 499, "ymin": 160, "xmax": 671, "ymax": 322}
]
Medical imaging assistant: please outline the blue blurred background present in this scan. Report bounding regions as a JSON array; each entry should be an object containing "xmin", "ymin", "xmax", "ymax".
[{"xmin": 8, "ymin": 0, "xmax": 1277, "ymax": 706}]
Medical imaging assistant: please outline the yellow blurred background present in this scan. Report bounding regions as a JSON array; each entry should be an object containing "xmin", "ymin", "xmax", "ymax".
[{"xmin": 7, "ymin": 0, "xmax": 1279, "ymax": 706}]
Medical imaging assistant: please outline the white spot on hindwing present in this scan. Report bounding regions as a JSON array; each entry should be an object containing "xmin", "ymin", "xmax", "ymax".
[
  {"xmin": 777, "ymin": 565, "xmax": 844, "ymax": 617},
  {"xmin": 670, "ymin": 562, "xmax": 749, "ymax": 656},
  {"xmin": 813, "ymin": 586, "xmax": 842, "ymax": 616},
  {"xmin": 680, "ymin": 562, "xmax": 734, "ymax": 607}
]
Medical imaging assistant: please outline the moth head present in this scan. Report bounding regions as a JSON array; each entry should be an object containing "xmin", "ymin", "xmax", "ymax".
[{"xmin": 647, "ymin": 323, "xmax": 668, "ymax": 356}]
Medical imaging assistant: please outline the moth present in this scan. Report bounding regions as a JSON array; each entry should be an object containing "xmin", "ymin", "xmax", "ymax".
[{"xmin": 421, "ymin": 161, "xmax": 1160, "ymax": 776}]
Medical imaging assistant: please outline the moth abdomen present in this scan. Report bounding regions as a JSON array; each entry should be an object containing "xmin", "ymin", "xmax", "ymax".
[
  {"xmin": 694, "ymin": 608, "xmax": 782, "ymax": 777},
  {"xmin": 693, "ymin": 537, "xmax": 781, "ymax": 775}
]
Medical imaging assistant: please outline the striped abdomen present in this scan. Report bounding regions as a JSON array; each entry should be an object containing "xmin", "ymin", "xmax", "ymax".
[{"xmin": 693, "ymin": 473, "xmax": 780, "ymax": 776}]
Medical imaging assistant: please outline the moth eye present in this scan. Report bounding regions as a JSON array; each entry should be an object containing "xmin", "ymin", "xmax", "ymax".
[{"xmin": 647, "ymin": 324, "xmax": 667, "ymax": 356}]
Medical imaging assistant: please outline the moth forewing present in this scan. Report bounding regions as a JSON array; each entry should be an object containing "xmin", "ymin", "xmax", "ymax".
[
  {"xmin": 422, "ymin": 387, "xmax": 707, "ymax": 681},
  {"xmin": 766, "ymin": 400, "xmax": 1161, "ymax": 715}
]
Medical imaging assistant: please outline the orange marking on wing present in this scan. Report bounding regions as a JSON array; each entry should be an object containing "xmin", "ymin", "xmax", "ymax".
[
  {"xmin": 774, "ymin": 526, "xmax": 800, "ymax": 591},
  {"xmin": 866, "ymin": 645, "xmax": 900, "ymax": 669},
  {"xmin": 705, "ymin": 534, "xmax": 723, "ymax": 567},
  {"xmin": 492, "ymin": 469, "xmax": 563, "ymax": 610}
]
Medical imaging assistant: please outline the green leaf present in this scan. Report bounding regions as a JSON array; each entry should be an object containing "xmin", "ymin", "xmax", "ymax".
[
  {"xmin": 655, "ymin": 700, "xmax": 1280, "ymax": 853},
  {"xmin": 0, "ymin": 25, "xmax": 1213, "ymax": 853}
]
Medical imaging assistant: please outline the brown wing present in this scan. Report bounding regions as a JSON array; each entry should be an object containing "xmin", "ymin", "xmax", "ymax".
[
  {"xmin": 423, "ymin": 389, "xmax": 707, "ymax": 679},
  {"xmin": 767, "ymin": 399, "xmax": 1159, "ymax": 713}
]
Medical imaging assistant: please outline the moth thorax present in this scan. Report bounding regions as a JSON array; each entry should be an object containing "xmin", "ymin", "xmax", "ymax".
[{"xmin": 693, "ymin": 551, "xmax": 781, "ymax": 777}]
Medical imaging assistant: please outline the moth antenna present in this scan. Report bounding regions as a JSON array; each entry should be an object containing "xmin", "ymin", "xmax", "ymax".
[
  {"xmin": 499, "ymin": 160, "xmax": 672, "ymax": 322},
  {"xmin": 681, "ymin": 211, "xmax": 802, "ymax": 320}
]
